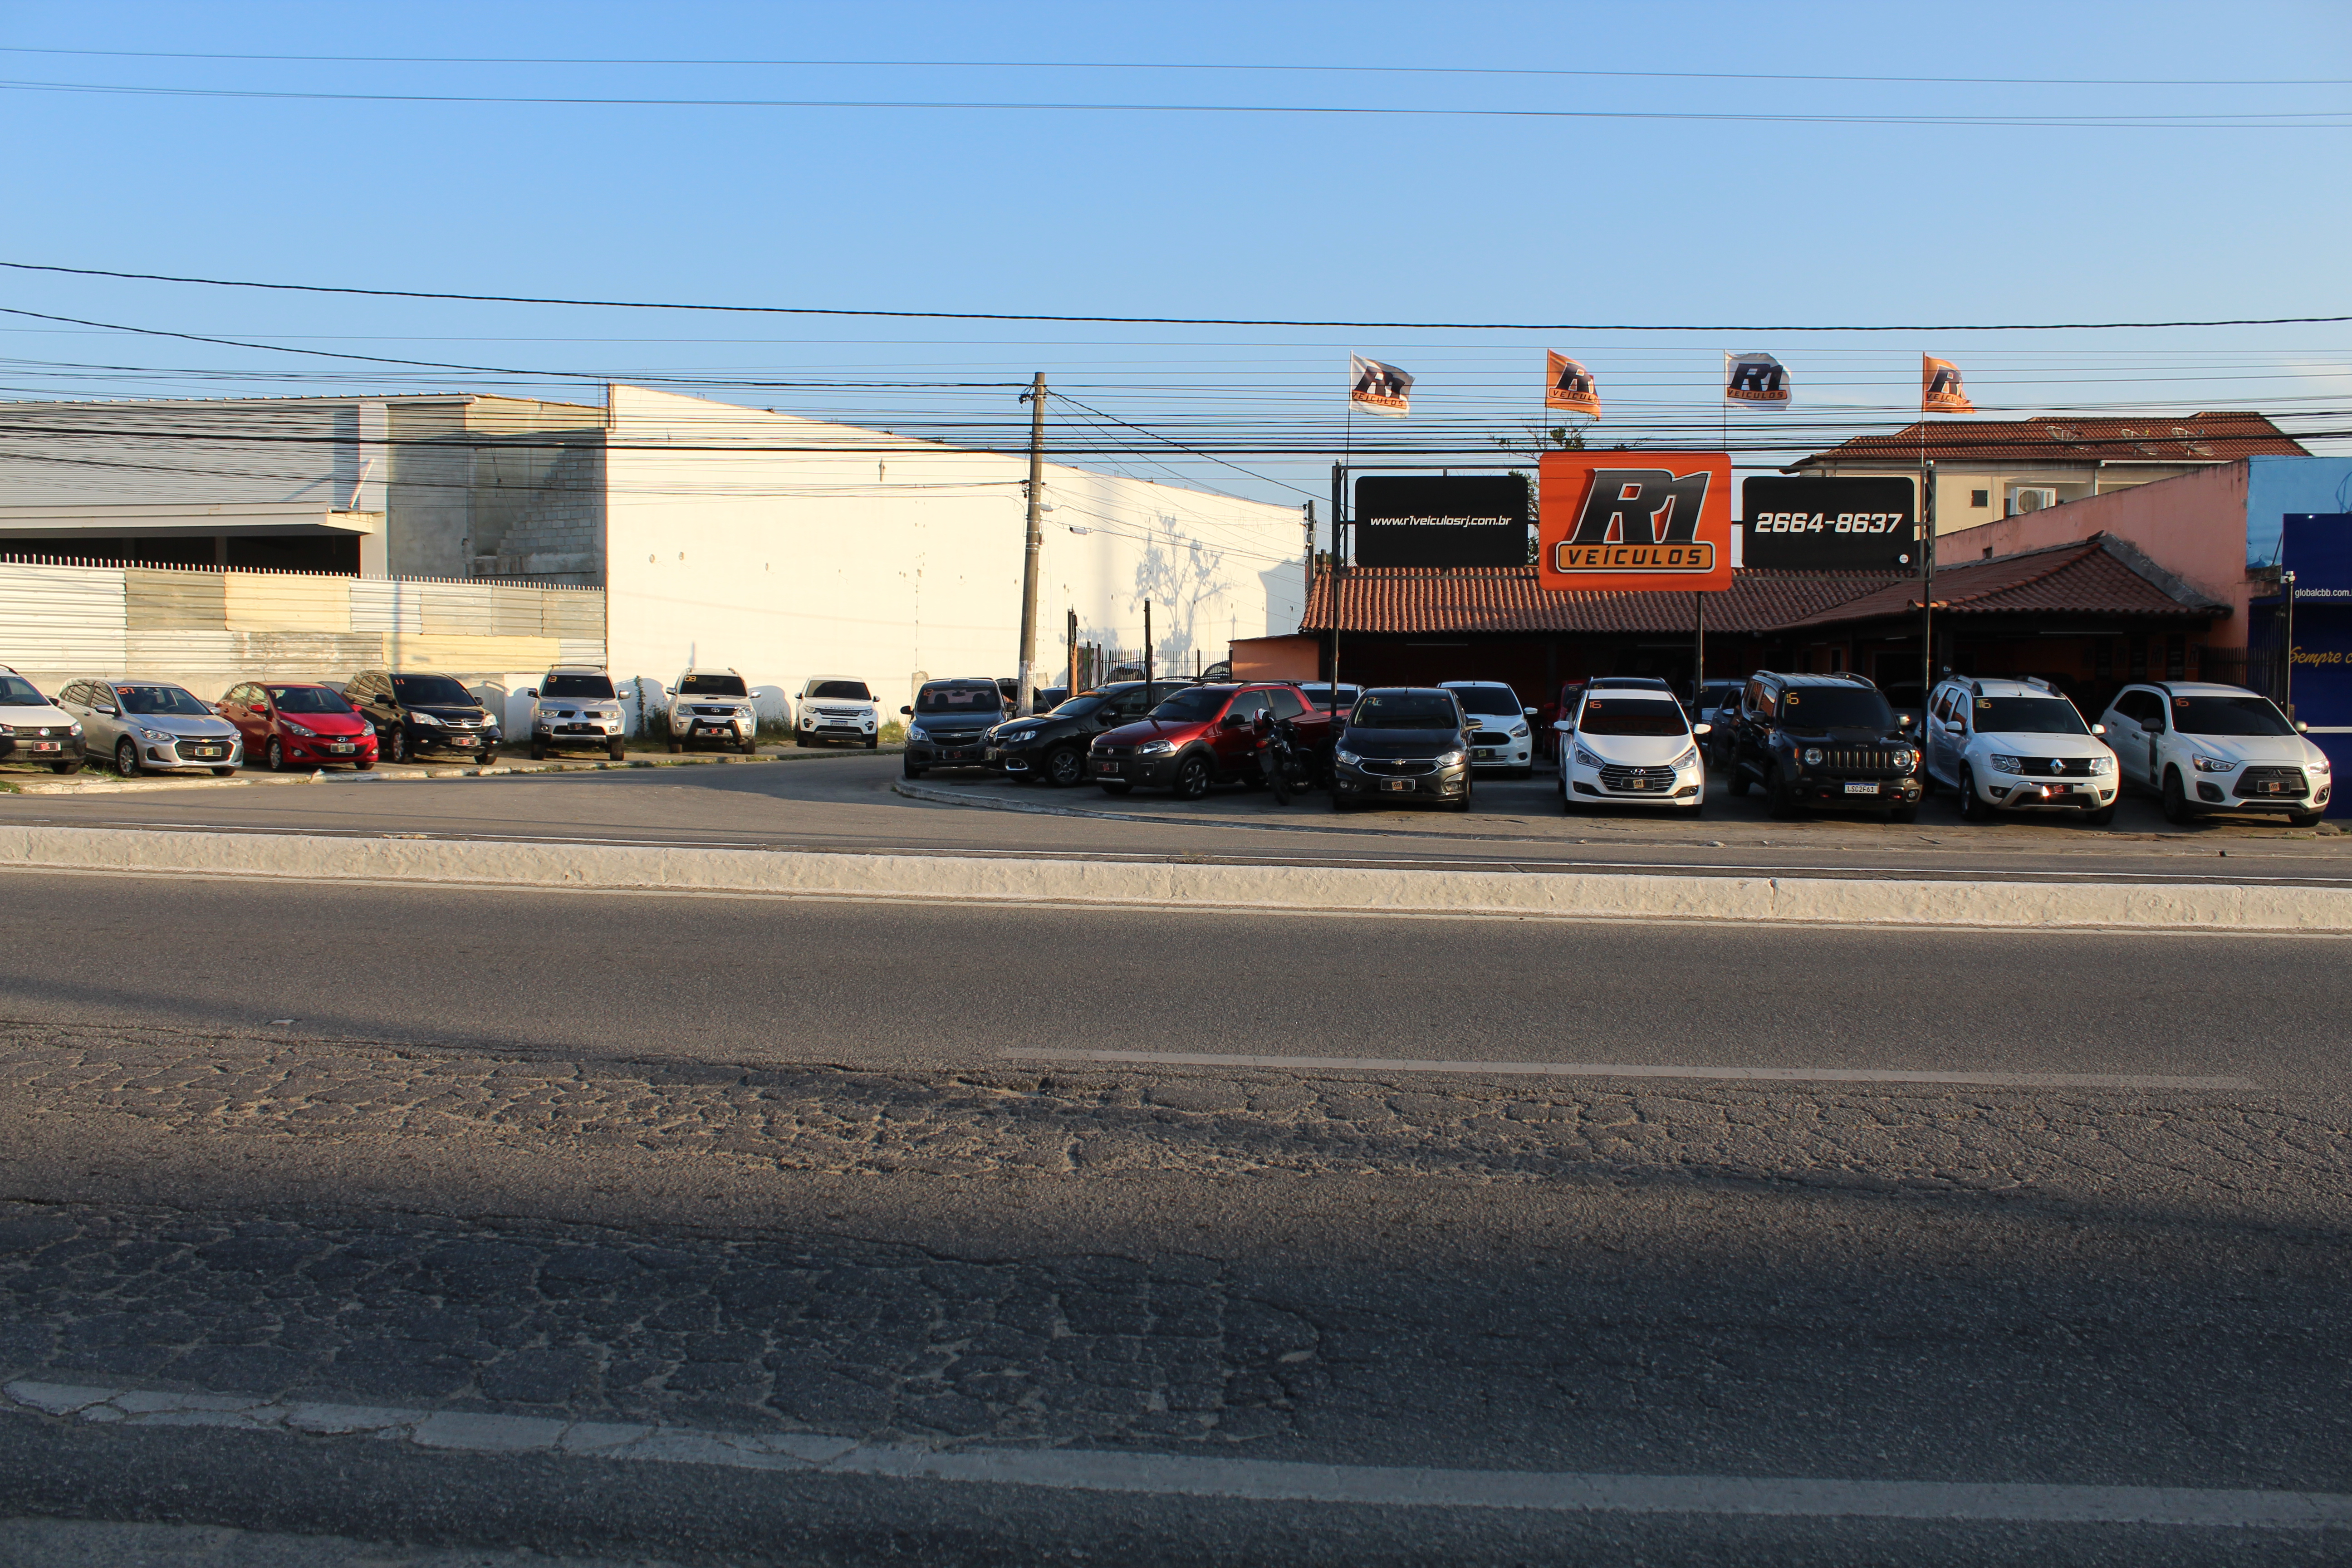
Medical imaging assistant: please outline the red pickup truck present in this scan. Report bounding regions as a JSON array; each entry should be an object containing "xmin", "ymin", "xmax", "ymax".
[{"xmin": 1087, "ymin": 682, "xmax": 1335, "ymax": 799}]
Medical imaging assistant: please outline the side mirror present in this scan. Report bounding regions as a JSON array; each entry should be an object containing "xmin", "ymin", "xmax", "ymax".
[
  {"xmin": 2090, "ymin": 723, "xmax": 2107, "ymax": 737},
  {"xmin": 1223, "ymin": 712, "xmax": 1251, "ymax": 728},
  {"xmin": 1896, "ymin": 714, "xmax": 1913, "ymax": 730},
  {"xmin": 523, "ymin": 688, "xmax": 539, "ymax": 700},
  {"xmin": 2297, "ymin": 720, "xmax": 2311, "ymax": 733},
  {"xmin": 1692, "ymin": 722, "xmax": 1712, "ymax": 736},
  {"xmin": 1552, "ymin": 719, "xmax": 1572, "ymax": 733},
  {"xmin": 899, "ymin": 706, "xmax": 913, "ymax": 715},
  {"xmin": 1523, "ymin": 707, "xmax": 1538, "ymax": 718}
]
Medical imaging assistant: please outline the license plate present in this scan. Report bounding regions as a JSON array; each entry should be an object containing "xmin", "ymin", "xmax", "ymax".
[
  {"xmin": 1625, "ymin": 778, "xmax": 1650, "ymax": 789},
  {"xmin": 2259, "ymin": 782, "xmax": 2282, "ymax": 793},
  {"xmin": 1384, "ymin": 779, "xmax": 1413, "ymax": 792},
  {"xmin": 328, "ymin": 743, "xmax": 353, "ymax": 754},
  {"xmin": 32, "ymin": 742, "xmax": 58, "ymax": 752},
  {"xmin": 1475, "ymin": 748, "xmax": 1497, "ymax": 759},
  {"xmin": 1098, "ymin": 761, "xmax": 1120, "ymax": 774},
  {"xmin": 1843, "ymin": 782, "xmax": 1879, "ymax": 795},
  {"xmin": 946, "ymin": 749, "xmax": 975, "ymax": 760}
]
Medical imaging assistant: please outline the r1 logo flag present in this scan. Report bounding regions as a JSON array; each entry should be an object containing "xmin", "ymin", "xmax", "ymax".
[
  {"xmin": 1349, "ymin": 355, "xmax": 1413, "ymax": 417},
  {"xmin": 1724, "ymin": 351, "xmax": 1791, "ymax": 407},
  {"xmin": 1921, "ymin": 354, "xmax": 1974, "ymax": 413},
  {"xmin": 1544, "ymin": 351, "xmax": 1601, "ymax": 417}
]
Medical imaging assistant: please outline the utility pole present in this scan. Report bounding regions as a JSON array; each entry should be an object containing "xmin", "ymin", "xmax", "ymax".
[
  {"xmin": 1303, "ymin": 501, "xmax": 1315, "ymax": 603},
  {"xmin": 1144, "ymin": 602, "xmax": 1154, "ymax": 688},
  {"xmin": 1017, "ymin": 371, "xmax": 1047, "ymax": 715},
  {"xmin": 2283, "ymin": 569, "xmax": 2299, "ymax": 715},
  {"xmin": 1692, "ymin": 593, "xmax": 1706, "ymax": 711},
  {"xmin": 1328, "ymin": 462, "xmax": 1345, "ymax": 723},
  {"xmin": 1918, "ymin": 460, "xmax": 1938, "ymax": 715},
  {"xmin": 1066, "ymin": 607, "xmax": 1078, "ymax": 698}
]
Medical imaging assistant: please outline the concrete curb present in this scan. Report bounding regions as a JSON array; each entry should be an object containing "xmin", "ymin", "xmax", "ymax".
[{"xmin": 4, "ymin": 823, "xmax": 2350, "ymax": 932}]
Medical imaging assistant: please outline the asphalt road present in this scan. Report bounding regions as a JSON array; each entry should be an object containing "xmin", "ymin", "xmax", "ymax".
[
  {"xmin": 5, "ymin": 750, "xmax": 2350, "ymax": 887},
  {"xmin": 1, "ymin": 872, "xmax": 2349, "ymax": 1562}
]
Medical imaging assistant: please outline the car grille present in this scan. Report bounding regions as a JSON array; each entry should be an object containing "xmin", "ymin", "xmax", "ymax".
[
  {"xmin": 1807, "ymin": 747, "xmax": 1905, "ymax": 776},
  {"xmin": 1598, "ymin": 764, "xmax": 1678, "ymax": 791},
  {"xmin": 1094, "ymin": 744, "xmax": 1134, "ymax": 758},
  {"xmin": 10, "ymin": 725, "xmax": 66, "ymax": 738},
  {"xmin": 1360, "ymin": 758, "xmax": 1436, "ymax": 777},
  {"xmin": 1473, "ymin": 730, "xmax": 1514, "ymax": 747},
  {"xmin": 2010, "ymin": 756, "xmax": 2101, "ymax": 777},
  {"xmin": 178, "ymin": 743, "xmax": 230, "ymax": 760},
  {"xmin": 816, "ymin": 706, "xmax": 865, "ymax": 719},
  {"xmin": 2236, "ymin": 765, "xmax": 2308, "ymax": 798},
  {"xmin": 691, "ymin": 705, "xmax": 737, "ymax": 717}
]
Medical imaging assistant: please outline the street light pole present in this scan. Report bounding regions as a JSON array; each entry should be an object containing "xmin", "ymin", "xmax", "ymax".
[{"xmin": 1017, "ymin": 371, "xmax": 1046, "ymax": 715}]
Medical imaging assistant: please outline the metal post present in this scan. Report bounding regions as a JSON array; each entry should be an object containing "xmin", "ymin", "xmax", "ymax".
[
  {"xmin": 1144, "ymin": 602, "xmax": 1153, "ymax": 689},
  {"xmin": 1918, "ymin": 460, "xmax": 1937, "ymax": 713},
  {"xmin": 1328, "ymin": 462, "xmax": 1345, "ymax": 722},
  {"xmin": 1693, "ymin": 593, "xmax": 1707, "ymax": 711},
  {"xmin": 1066, "ymin": 607, "xmax": 1078, "ymax": 698},
  {"xmin": 1303, "ymin": 500, "xmax": 1315, "ymax": 603},
  {"xmin": 1016, "ymin": 372, "xmax": 1046, "ymax": 715},
  {"xmin": 2283, "ymin": 569, "xmax": 2298, "ymax": 715}
]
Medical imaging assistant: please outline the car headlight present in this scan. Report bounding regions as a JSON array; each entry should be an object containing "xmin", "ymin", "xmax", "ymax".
[
  {"xmin": 360, "ymin": 721, "xmax": 375, "ymax": 736},
  {"xmin": 1334, "ymin": 747, "xmax": 1361, "ymax": 767},
  {"xmin": 1987, "ymin": 754, "xmax": 2024, "ymax": 774},
  {"xmin": 283, "ymin": 720, "xmax": 317, "ymax": 737},
  {"xmin": 1509, "ymin": 723, "xmax": 1530, "ymax": 739},
  {"xmin": 1137, "ymin": 739, "xmax": 1175, "ymax": 756},
  {"xmin": 907, "ymin": 724, "xmax": 929, "ymax": 742},
  {"xmin": 2088, "ymin": 754, "xmax": 2116, "ymax": 775},
  {"xmin": 1435, "ymin": 749, "xmax": 1467, "ymax": 768},
  {"xmin": 1005, "ymin": 729, "xmax": 1039, "ymax": 744},
  {"xmin": 1573, "ymin": 745, "xmax": 1603, "ymax": 769},
  {"xmin": 2192, "ymin": 755, "xmax": 2235, "ymax": 773},
  {"xmin": 139, "ymin": 726, "xmax": 175, "ymax": 742},
  {"xmin": 67, "ymin": 721, "xmax": 82, "ymax": 737},
  {"xmin": 2310, "ymin": 756, "xmax": 2332, "ymax": 775},
  {"xmin": 1672, "ymin": 746, "xmax": 1700, "ymax": 770},
  {"xmin": 1889, "ymin": 748, "xmax": 1917, "ymax": 772},
  {"xmin": 1801, "ymin": 746, "xmax": 1824, "ymax": 766},
  {"xmin": 410, "ymin": 710, "xmax": 445, "ymax": 726}
]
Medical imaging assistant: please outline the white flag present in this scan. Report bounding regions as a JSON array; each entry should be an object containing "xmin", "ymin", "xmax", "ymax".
[
  {"xmin": 1349, "ymin": 354, "xmax": 1413, "ymax": 417},
  {"xmin": 1724, "ymin": 351, "xmax": 1791, "ymax": 408}
]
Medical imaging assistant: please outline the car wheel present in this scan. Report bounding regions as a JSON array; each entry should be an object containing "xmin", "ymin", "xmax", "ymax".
[
  {"xmin": 1885, "ymin": 805, "xmax": 1918, "ymax": 825},
  {"xmin": 385, "ymin": 727, "xmax": 407, "ymax": 765},
  {"xmin": 354, "ymin": 758, "xmax": 374, "ymax": 772},
  {"xmin": 1683, "ymin": 797, "xmax": 1705, "ymax": 818},
  {"xmin": 1044, "ymin": 747, "xmax": 1085, "ymax": 788},
  {"xmin": 1957, "ymin": 766, "xmax": 1987, "ymax": 822},
  {"xmin": 2081, "ymin": 803, "xmax": 2116, "ymax": 826},
  {"xmin": 211, "ymin": 766, "xmax": 236, "ymax": 777},
  {"xmin": 1726, "ymin": 760, "xmax": 1751, "ymax": 797},
  {"xmin": 667, "ymin": 738, "xmax": 684, "ymax": 754},
  {"xmin": 50, "ymin": 759, "xmax": 81, "ymax": 775},
  {"xmin": 865, "ymin": 734, "xmax": 878, "ymax": 750},
  {"xmin": 1173, "ymin": 754, "xmax": 1213, "ymax": 801},
  {"xmin": 1765, "ymin": 764, "xmax": 1800, "ymax": 819},
  {"xmin": 530, "ymin": 738, "xmax": 547, "ymax": 761},
  {"xmin": 2161, "ymin": 767, "xmax": 2196, "ymax": 825},
  {"xmin": 1559, "ymin": 778, "xmax": 1578, "ymax": 814},
  {"xmin": 1452, "ymin": 781, "xmax": 1473, "ymax": 813},
  {"xmin": 2290, "ymin": 808, "xmax": 2327, "ymax": 828},
  {"xmin": 610, "ymin": 739, "xmax": 630, "ymax": 762},
  {"xmin": 115, "ymin": 738, "xmax": 140, "ymax": 778},
  {"xmin": 266, "ymin": 738, "xmax": 286, "ymax": 773},
  {"xmin": 903, "ymin": 759, "xmax": 926, "ymax": 779},
  {"xmin": 1331, "ymin": 792, "xmax": 1353, "ymax": 813},
  {"xmin": 795, "ymin": 733, "xmax": 813, "ymax": 747},
  {"xmin": 1099, "ymin": 780, "xmax": 1132, "ymax": 795}
]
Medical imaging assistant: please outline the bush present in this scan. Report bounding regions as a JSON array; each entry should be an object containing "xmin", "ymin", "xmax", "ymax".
[{"xmin": 879, "ymin": 720, "xmax": 907, "ymax": 745}]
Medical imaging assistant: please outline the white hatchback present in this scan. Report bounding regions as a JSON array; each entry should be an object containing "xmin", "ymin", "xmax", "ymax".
[
  {"xmin": 1440, "ymin": 681, "xmax": 1535, "ymax": 777},
  {"xmin": 1558, "ymin": 690, "xmax": 1708, "ymax": 815},
  {"xmin": 1924, "ymin": 677, "xmax": 2119, "ymax": 825}
]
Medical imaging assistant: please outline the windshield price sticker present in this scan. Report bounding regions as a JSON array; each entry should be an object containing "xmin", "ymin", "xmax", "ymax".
[{"xmin": 1749, "ymin": 511, "xmax": 1907, "ymax": 535}]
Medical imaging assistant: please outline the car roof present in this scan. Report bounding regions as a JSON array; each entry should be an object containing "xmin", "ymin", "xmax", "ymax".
[
  {"xmin": 1589, "ymin": 676, "xmax": 1673, "ymax": 690},
  {"xmin": 1439, "ymin": 679, "xmax": 1516, "ymax": 689},
  {"xmin": 2131, "ymin": 681, "xmax": 2259, "ymax": 697},
  {"xmin": 1760, "ymin": 671, "xmax": 1878, "ymax": 688},
  {"xmin": 1948, "ymin": 677, "xmax": 2063, "ymax": 699}
]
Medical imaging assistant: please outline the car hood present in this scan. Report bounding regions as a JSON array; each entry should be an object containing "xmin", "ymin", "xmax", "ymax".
[
  {"xmin": 1974, "ymin": 730, "xmax": 2112, "ymax": 757},
  {"xmin": 1340, "ymin": 726, "xmax": 1467, "ymax": 758},
  {"xmin": 1571, "ymin": 732, "xmax": 1695, "ymax": 766},
  {"xmin": 0, "ymin": 702, "xmax": 74, "ymax": 727},
  {"xmin": 2171, "ymin": 732, "xmax": 2328, "ymax": 768},
  {"xmin": 915, "ymin": 712, "xmax": 999, "ymax": 732},
  {"xmin": 1094, "ymin": 717, "xmax": 1206, "ymax": 747},
  {"xmin": 127, "ymin": 713, "xmax": 239, "ymax": 739},
  {"xmin": 407, "ymin": 705, "xmax": 489, "ymax": 722}
]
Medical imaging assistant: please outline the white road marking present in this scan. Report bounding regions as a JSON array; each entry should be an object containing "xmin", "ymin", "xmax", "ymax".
[
  {"xmin": 5, "ymin": 1381, "xmax": 2340, "ymax": 1529},
  {"xmin": 1000, "ymin": 1049, "xmax": 2258, "ymax": 1091}
]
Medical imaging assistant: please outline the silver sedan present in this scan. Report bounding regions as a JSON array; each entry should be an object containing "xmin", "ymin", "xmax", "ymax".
[{"xmin": 55, "ymin": 677, "xmax": 244, "ymax": 776}]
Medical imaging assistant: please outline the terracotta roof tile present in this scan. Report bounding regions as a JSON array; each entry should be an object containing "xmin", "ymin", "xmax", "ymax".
[
  {"xmin": 1782, "ymin": 536, "xmax": 2224, "ymax": 628},
  {"xmin": 1794, "ymin": 412, "xmax": 2305, "ymax": 467},
  {"xmin": 1299, "ymin": 566, "xmax": 1897, "ymax": 636}
]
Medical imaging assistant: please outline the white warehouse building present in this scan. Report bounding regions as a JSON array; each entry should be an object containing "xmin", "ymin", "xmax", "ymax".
[{"xmin": 0, "ymin": 384, "xmax": 1310, "ymax": 715}]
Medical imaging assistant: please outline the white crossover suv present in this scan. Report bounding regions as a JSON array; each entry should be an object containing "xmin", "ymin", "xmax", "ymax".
[
  {"xmin": 526, "ymin": 666, "xmax": 627, "ymax": 761},
  {"xmin": 795, "ymin": 675, "xmax": 881, "ymax": 749},
  {"xmin": 1440, "ymin": 681, "xmax": 1535, "ymax": 778},
  {"xmin": 667, "ymin": 667, "xmax": 759, "ymax": 755},
  {"xmin": 1924, "ymin": 676, "xmax": 2119, "ymax": 825},
  {"xmin": 1558, "ymin": 686, "xmax": 1709, "ymax": 815},
  {"xmin": 2098, "ymin": 681, "xmax": 2333, "ymax": 827}
]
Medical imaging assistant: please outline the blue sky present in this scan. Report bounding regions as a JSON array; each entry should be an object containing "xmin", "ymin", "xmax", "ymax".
[{"xmin": 2, "ymin": 0, "xmax": 2346, "ymax": 500}]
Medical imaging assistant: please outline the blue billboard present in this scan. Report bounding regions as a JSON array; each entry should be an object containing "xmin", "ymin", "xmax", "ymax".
[{"xmin": 2278, "ymin": 513, "xmax": 2352, "ymax": 815}]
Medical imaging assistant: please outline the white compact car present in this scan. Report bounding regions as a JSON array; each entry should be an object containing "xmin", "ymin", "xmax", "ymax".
[
  {"xmin": 1558, "ymin": 688, "xmax": 1708, "ymax": 815},
  {"xmin": 0, "ymin": 664, "xmax": 85, "ymax": 774},
  {"xmin": 1440, "ymin": 681, "xmax": 1535, "ymax": 777},
  {"xmin": 1924, "ymin": 676, "xmax": 2119, "ymax": 825},
  {"xmin": 667, "ymin": 667, "xmax": 759, "ymax": 755},
  {"xmin": 2099, "ymin": 681, "xmax": 2333, "ymax": 826},
  {"xmin": 526, "ymin": 665, "xmax": 627, "ymax": 761},
  {"xmin": 795, "ymin": 675, "xmax": 881, "ymax": 749}
]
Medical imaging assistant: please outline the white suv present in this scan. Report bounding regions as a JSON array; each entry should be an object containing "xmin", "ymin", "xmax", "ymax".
[
  {"xmin": 1440, "ymin": 681, "xmax": 1535, "ymax": 777},
  {"xmin": 1924, "ymin": 676, "xmax": 2119, "ymax": 825},
  {"xmin": 794, "ymin": 675, "xmax": 881, "ymax": 749},
  {"xmin": 2098, "ymin": 681, "xmax": 2333, "ymax": 827},
  {"xmin": 667, "ymin": 667, "xmax": 759, "ymax": 755}
]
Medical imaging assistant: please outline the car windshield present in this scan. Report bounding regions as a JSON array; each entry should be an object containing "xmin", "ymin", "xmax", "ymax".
[
  {"xmin": 390, "ymin": 675, "xmax": 475, "ymax": 707},
  {"xmin": 1049, "ymin": 692, "xmax": 1109, "ymax": 717},
  {"xmin": 0, "ymin": 674, "xmax": 47, "ymax": 706},
  {"xmin": 543, "ymin": 674, "xmax": 615, "ymax": 700},
  {"xmin": 916, "ymin": 683, "xmax": 999, "ymax": 714},
  {"xmin": 266, "ymin": 686, "xmax": 354, "ymax": 715},
  {"xmin": 116, "ymin": 684, "xmax": 211, "ymax": 716},
  {"xmin": 1974, "ymin": 696, "xmax": 2087, "ymax": 735},
  {"xmin": 680, "ymin": 674, "xmax": 748, "ymax": 697},
  {"xmin": 1780, "ymin": 687, "xmax": 1895, "ymax": 728},
  {"xmin": 809, "ymin": 680, "xmax": 871, "ymax": 700},
  {"xmin": 1351, "ymin": 693, "xmax": 1460, "ymax": 729},
  {"xmin": 1449, "ymin": 685, "xmax": 1520, "ymax": 716},
  {"xmin": 1578, "ymin": 699, "xmax": 1689, "ymax": 737},
  {"xmin": 2172, "ymin": 694, "xmax": 2297, "ymax": 737},
  {"xmin": 1149, "ymin": 688, "xmax": 1230, "ymax": 723}
]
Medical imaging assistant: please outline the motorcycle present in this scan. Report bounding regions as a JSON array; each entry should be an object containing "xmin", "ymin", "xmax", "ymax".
[{"xmin": 1251, "ymin": 710, "xmax": 1313, "ymax": 805}]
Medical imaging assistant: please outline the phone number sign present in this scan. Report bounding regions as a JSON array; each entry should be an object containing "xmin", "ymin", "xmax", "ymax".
[{"xmin": 1740, "ymin": 476, "xmax": 1918, "ymax": 570}]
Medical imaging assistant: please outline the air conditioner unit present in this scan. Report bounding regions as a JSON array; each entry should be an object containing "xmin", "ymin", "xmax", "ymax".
[{"xmin": 2009, "ymin": 487, "xmax": 2060, "ymax": 515}]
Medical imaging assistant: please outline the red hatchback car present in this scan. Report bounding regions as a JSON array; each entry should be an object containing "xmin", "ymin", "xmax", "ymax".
[
  {"xmin": 217, "ymin": 681, "xmax": 379, "ymax": 771},
  {"xmin": 1088, "ymin": 682, "xmax": 1333, "ymax": 799}
]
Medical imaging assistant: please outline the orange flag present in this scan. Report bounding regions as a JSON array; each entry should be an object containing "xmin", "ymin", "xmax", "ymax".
[
  {"xmin": 1922, "ymin": 354, "xmax": 1974, "ymax": 413},
  {"xmin": 1544, "ymin": 352, "xmax": 1601, "ymax": 417}
]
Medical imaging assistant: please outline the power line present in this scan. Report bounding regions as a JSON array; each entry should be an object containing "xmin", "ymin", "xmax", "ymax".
[{"xmin": 8, "ymin": 261, "xmax": 2346, "ymax": 333}]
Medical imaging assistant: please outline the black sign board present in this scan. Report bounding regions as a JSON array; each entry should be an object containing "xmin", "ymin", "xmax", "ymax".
[
  {"xmin": 1354, "ymin": 476, "xmax": 1529, "ymax": 568},
  {"xmin": 1741, "ymin": 476, "xmax": 1918, "ymax": 571}
]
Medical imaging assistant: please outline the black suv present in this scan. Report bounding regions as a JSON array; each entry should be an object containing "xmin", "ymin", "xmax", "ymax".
[
  {"xmin": 1720, "ymin": 671, "xmax": 1923, "ymax": 823},
  {"xmin": 985, "ymin": 680, "xmax": 1198, "ymax": 787},
  {"xmin": 344, "ymin": 669, "xmax": 501, "ymax": 765}
]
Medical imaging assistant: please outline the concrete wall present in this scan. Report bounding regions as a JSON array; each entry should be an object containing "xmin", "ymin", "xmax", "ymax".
[{"xmin": 599, "ymin": 385, "xmax": 1307, "ymax": 708}]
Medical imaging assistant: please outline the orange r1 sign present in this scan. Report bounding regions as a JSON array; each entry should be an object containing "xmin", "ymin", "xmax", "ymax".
[{"xmin": 1537, "ymin": 450, "xmax": 1735, "ymax": 593}]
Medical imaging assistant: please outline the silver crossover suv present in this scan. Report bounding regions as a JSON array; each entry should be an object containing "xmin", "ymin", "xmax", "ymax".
[{"xmin": 57, "ymin": 677, "xmax": 244, "ymax": 776}]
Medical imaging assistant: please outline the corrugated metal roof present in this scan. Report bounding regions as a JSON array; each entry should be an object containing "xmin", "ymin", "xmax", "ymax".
[{"xmin": 1793, "ymin": 412, "xmax": 2306, "ymax": 467}]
